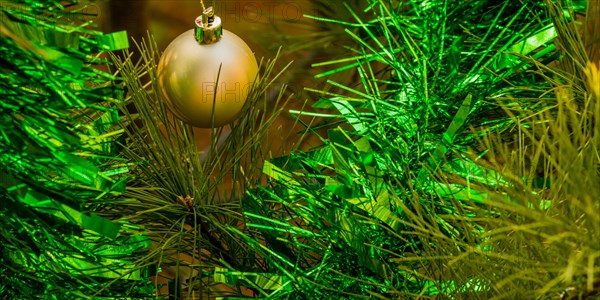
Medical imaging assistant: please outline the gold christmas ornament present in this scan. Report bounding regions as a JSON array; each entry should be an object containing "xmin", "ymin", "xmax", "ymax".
[{"xmin": 157, "ymin": 7, "xmax": 259, "ymax": 128}]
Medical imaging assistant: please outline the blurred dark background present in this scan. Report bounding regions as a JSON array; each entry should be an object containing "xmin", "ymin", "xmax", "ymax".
[{"xmin": 102, "ymin": 1, "xmax": 319, "ymax": 58}]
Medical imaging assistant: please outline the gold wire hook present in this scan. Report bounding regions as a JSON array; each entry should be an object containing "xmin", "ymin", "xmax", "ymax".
[{"xmin": 200, "ymin": 0, "xmax": 215, "ymax": 17}]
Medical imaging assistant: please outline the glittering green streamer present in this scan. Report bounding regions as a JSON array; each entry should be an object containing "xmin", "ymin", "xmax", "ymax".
[
  {"xmin": 19, "ymin": 188, "xmax": 121, "ymax": 239},
  {"xmin": 0, "ymin": 1, "xmax": 152, "ymax": 298},
  {"xmin": 214, "ymin": 267, "xmax": 293, "ymax": 291},
  {"xmin": 96, "ymin": 31, "xmax": 129, "ymax": 51},
  {"xmin": 244, "ymin": 0, "xmax": 588, "ymax": 298}
]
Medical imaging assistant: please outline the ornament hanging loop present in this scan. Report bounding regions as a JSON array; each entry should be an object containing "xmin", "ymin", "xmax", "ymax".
[{"xmin": 195, "ymin": 7, "xmax": 222, "ymax": 45}]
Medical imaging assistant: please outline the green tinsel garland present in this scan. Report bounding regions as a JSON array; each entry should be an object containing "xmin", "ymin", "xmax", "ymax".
[
  {"xmin": 0, "ymin": 1, "xmax": 155, "ymax": 298},
  {"xmin": 221, "ymin": 0, "xmax": 596, "ymax": 299}
]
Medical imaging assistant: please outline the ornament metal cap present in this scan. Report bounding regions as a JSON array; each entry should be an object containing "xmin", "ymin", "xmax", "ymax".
[{"xmin": 194, "ymin": 7, "xmax": 222, "ymax": 44}]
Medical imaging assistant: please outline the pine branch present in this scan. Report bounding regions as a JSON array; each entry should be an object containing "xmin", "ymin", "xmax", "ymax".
[{"xmin": 110, "ymin": 32, "xmax": 295, "ymax": 297}]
